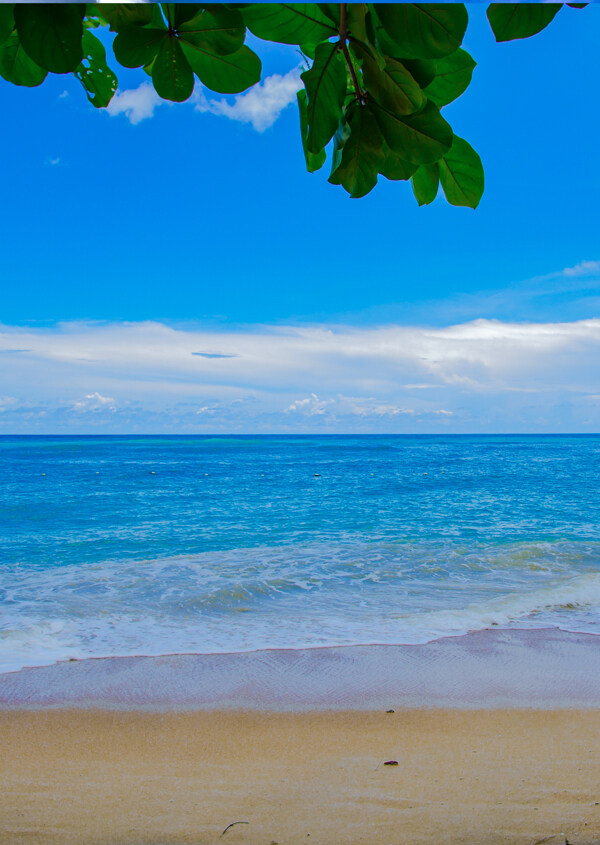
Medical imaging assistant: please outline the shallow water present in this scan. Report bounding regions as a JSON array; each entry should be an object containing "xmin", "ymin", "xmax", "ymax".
[{"xmin": 1, "ymin": 434, "xmax": 600, "ymax": 672}]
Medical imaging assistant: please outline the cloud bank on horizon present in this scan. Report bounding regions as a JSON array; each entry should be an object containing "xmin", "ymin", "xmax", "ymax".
[{"xmin": 1, "ymin": 315, "xmax": 600, "ymax": 434}]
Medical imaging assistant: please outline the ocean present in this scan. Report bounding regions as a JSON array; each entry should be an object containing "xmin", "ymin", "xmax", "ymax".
[{"xmin": 1, "ymin": 434, "xmax": 600, "ymax": 674}]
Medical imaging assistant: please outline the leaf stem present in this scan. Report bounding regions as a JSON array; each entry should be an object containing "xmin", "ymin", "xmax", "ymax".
[{"xmin": 339, "ymin": 3, "xmax": 365, "ymax": 103}]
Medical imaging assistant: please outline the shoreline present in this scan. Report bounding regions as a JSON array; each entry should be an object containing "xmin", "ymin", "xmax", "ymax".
[
  {"xmin": 2, "ymin": 627, "xmax": 600, "ymax": 711},
  {"xmin": 3, "ymin": 628, "xmax": 600, "ymax": 843}
]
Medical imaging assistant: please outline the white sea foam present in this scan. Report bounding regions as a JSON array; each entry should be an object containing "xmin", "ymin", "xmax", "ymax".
[{"xmin": 2, "ymin": 541, "xmax": 600, "ymax": 674}]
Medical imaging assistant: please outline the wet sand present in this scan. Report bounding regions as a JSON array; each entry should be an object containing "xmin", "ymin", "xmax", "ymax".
[
  {"xmin": 2, "ymin": 708, "xmax": 600, "ymax": 845},
  {"xmin": 2, "ymin": 629, "xmax": 600, "ymax": 711}
]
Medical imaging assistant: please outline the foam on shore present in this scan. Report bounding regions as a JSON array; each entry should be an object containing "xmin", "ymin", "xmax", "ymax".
[{"xmin": 2, "ymin": 627, "xmax": 600, "ymax": 711}]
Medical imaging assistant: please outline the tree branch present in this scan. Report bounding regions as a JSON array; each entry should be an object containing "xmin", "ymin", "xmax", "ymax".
[{"xmin": 339, "ymin": 3, "xmax": 365, "ymax": 103}]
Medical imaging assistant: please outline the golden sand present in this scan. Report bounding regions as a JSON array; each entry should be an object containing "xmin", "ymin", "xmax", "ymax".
[{"xmin": 2, "ymin": 708, "xmax": 600, "ymax": 844}]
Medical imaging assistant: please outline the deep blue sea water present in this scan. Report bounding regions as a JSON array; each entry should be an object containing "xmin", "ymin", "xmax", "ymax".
[{"xmin": 1, "ymin": 434, "xmax": 600, "ymax": 673}]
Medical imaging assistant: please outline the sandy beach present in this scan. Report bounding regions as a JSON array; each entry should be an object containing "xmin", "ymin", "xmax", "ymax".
[
  {"xmin": 2, "ymin": 630, "xmax": 600, "ymax": 845},
  {"xmin": 2, "ymin": 708, "xmax": 600, "ymax": 845}
]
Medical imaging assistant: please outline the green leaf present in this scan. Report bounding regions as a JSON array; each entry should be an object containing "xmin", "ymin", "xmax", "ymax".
[
  {"xmin": 172, "ymin": 5, "xmax": 202, "ymax": 27},
  {"xmin": 98, "ymin": 4, "xmax": 154, "ymax": 31},
  {"xmin": 179, "ymin": 8, "xmax": 245, "ymax": 57},
  {"xmin": 487, "ymin": 4, "xmax": 562, "ymax": 42},
  {"xmin": 374, "ymin": 4, "xmax": 468, "ymax": 59},
  {"xmin": 113, "ymin": 26, "xmax": 166, "ymax": 69},
  {"xmin": 330, "ymin": 117, "xmax": 351, "ymax": 174},
  {"xmin": 0, "ymin": 5, "xmax": 14, "ymax": 47},
  {"xmin": 402, "ymin": 58, "xmax": 435, "ymax": 89},
  {"xmin": 346, "ymin": 4, "xmax": 367, "ymax": 42},
  {"xmin": 411, "ymin": 162, "xmax": 439, "ymax": 204},
  {"xmin": 181, "ymin": 43, "xmax": 261, "ymax": 94},
  {"xmin": 301, "ymin": 41, "xmax": 346, "ymax": 154},
  {"xmin": 151, "ymin": 33, "xmax": 194, "ymax": 102},
  {"xmin": 0, "ymin": 30, "xmax": 47, "ymax": 86},
  {"xmin": 74, "ymin": 29, "xmax": 118, "ymax": 108},
  {"xmin": 329, "ymin": 104, "xmax": 383, "ymax": 198},
  {"xmin": 423, "ymin": 48, "xmax": 475, "ymax": 107},
  {"xmin": 371, "ymin": 98, "xmax": 452, "ymax": 165},
  {"xmin": 379, "ymin": 147, "xmax": 418, "ymax": 182},
  {"xmin": 438, "ymin": 135, "xmax": 483, "ymax": 208},
  {"xmin": 241, "ymin": 4, "xmax": 336, "ymax": 45},
  {"xmin": 297, "ymin": 88, "xmax": 326, "ymax": 172},
  {"xmin": 316, "ymin": 4, "xmax": 339, "ymax": 25},
  {"xmin": 299, "ymin": 42, "xmax": 318, "ymax": 60},
  {"xmin": 360, "ymin": 51, "xmax": 425, "ymax": 116},
  {"xmin": 15, "ymin": 3, "xmax": 84, "ymax": 73}
]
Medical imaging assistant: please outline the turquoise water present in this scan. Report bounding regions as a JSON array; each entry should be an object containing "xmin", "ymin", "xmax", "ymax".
[{"xmin": 1, "ymin": 434, "xmax": 600, "ymax": 673}]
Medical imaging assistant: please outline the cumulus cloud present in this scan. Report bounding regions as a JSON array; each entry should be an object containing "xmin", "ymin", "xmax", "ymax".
[
  {"xmin": 106, "ymin": 70, "xmax": 301, "ymax": 131},
  {"xmin": 194, "ymin": 68, "xmax": 302, "ymax": 131},
  {"xmin": 285, "ymin": 393, "xmax": 334, "ymax": 416},
  {"xmin": 105, "ymin": 82, "xmax": 164, "ymax": 124},
  {"xmin": 1, "ymin": 318, "xmax": 600, "ymax": 433},
  {"xmin": 563, "ymin": 259, "xmax": 600, "ymax": 277},
  {"xmin": 72, "ymin": 392, "xmax": 116, "ymax": 413}
]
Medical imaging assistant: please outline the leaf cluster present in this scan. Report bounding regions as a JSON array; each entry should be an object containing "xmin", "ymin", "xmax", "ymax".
[
  {"xmin": 0, "ymin": 3, "xmax": 585, "ymax": 204},
  {"xmin": 292, "ymin": 2, "xmax": 581, "ymax": 204}
]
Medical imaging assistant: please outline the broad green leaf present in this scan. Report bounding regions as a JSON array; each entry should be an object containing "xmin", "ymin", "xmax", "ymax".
[
  {"xmin": 113, "ymin": 26, "xmax": 166, "ymax": 69},
  {"xmin": 379, "ymin": 147, "xmax": 417, "ymax": 181},
  {"xmin": 438, "ymin": 135, "xmax": 483, "ymax": 207},
  {"xmin": 374, "ymin": 4, "xmax": 468, "ymax": 59},
  {"xmin": 487, "ymin": 4, "xmax": 561, "ymax": 42},
  {"xmin": 75, "ymin": 29, "xmax": 118, "ymax": 108},
  {"xmin": 364, "ymin": 9, "xmax": 384, "ymax": 62},
  {"xmin": 0, "ymin": 6, "xmax": 14, "ymax": 47},
  {"xmin": 241, "ymin": 4, "xmax": 336, "ymax": 45},
  {"xmin": 179, "ymin": 8, "xmax": 245, "ymax": 57},
  {"xmin": 330, "ymin": 117, "xmax": 351, "ymax": 174},
  {"xmin": 402, "ymin": 59, "xmax": 435, "ymax": 89},
  {"xmin": 317, "ymin": 4, "xmax": 339, "ymax": 25},
  {"xmin": 372, "ymin": 98, "xmax": 452, "ymax": 164},
  {"xmin": 346, "ymin": 5, "xmax": 367, "ymax": 42},
  {"xmin": 423, "ymin": 48, "xmax": 475, "ymax": 107},
  {"xmin": 0, "ymin": 30, "xmax": 47, "ymax": 86},
  {"xmin": 98, "ymin": 4, "xmax": 154, "ymax": 31},
  {"xmin": 172, "ymin": 5, "xmax": 202, "ymax": 27},
  {"xmin": 360, "ymin": 51, "xmax": 425, "ymax": 116},
  {"xmin": 329, "ymin": 104, "xmax": 383, "ymax": 198},
  {"xmin": 411, "ymin": 162, "xmax": 439, "ymax": 204},
  {"xmin": 299, "ymin": 42, "xmax": 318, "ymax": 60},
  {"xmin": 182, "ymin": 43, "xmax": 261, "ymax": 94},
  {"xmin": 301, "ymin": 41, "xmax": 346, "ymax": 154},
  {"xmin": 297, "ymin": 88, "xmax": 326, "ymax": 172},
  {"xmin": 15, "ymin": 4, "xmax": 84, "ymax": 73},
  {"xmin": 152, "ymin": 34, "xmax": 194, "ymax": 102}
]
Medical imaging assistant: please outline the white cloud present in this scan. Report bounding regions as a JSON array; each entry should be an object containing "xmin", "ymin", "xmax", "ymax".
[
  {"xmin": 285, "ymin": 393, "xmax": 334, "ymax": 416},
  {"xmin": 562, "ymin": 260, "xmax": 600, "ymax": 277},
  {"xmin": 2, "ymin": 318, "xmax": 600, "ymax": 433},
  {"xmin": 72, "ymin": 392, "xmax": 116, "ymax": 413},
  {"xmin": 105, "ymin": 70, "xmax": 301, "ymax": 131},
  {"xmin": 105, "ymin": 82, "xmax": 164, "ymax": 124},
  {"xmin": 194, "ymin": 68, "xmax": 302, "ymax": 131}
]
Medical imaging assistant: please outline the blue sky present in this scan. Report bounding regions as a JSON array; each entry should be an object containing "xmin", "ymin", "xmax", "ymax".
[{"xmin": 1, "ymin": 4, "xmax": 599, "ymax": 434}]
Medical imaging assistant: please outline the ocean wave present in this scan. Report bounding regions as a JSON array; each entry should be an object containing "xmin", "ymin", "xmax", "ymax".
[{"xmin": 2, "ymin": 540, "xmax": 600, "ymax": 674}]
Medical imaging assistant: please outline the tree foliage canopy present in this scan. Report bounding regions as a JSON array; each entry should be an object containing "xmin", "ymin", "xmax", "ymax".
[{"xmin": 0, "ymin": 2, "xmax": 586, "ymax": 204}]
